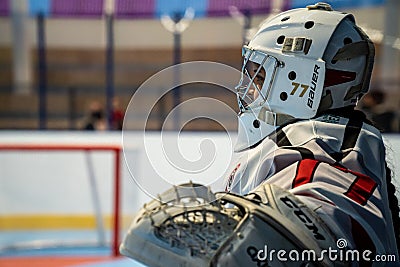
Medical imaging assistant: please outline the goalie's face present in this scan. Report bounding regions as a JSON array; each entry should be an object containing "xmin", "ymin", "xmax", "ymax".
[
  {"xmin": 236, "ymin": 47, "xmax": 281, "ymax": 112},
  {"xmin": 247, "ymin": 61, "xmax": 265, "ymax": 102}
]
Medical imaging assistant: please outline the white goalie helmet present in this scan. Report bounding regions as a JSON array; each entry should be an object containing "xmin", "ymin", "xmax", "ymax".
[{"xmin": 235, "ymin": 2, "xmax": 375, "ymax": 151}]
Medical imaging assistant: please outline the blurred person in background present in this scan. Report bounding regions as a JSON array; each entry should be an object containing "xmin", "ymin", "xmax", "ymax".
[
  {"xmin": 81, "ymin": 100, "xmax": 107, "ymax": 131},
  {"xmin": 111, "ymin": 97, "xmax": 124, "ymax": 130},
  {"xmin": 359, "ymin": 89, "xmax": 399, "ymax": 133}
]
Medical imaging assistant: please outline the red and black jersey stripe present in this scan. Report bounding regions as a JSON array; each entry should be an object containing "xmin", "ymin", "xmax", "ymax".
[
  {"xmin": 291, "ymin": 159, "xmax": 377, "ymax": 205},
  {"xmin": 292, "ymin": 159, "xmax": 320, "ymax": 188}
]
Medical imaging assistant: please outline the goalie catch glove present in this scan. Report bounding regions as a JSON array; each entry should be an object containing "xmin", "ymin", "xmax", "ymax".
[{"xmin": 120, "ymin": 182, "xmax": 346, "ymax": 267}]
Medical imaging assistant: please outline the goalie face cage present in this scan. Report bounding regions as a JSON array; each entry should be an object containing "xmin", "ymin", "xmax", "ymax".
[{"xmin": 121, "ymin": 182, "xmax": 343, "ymax": 267}]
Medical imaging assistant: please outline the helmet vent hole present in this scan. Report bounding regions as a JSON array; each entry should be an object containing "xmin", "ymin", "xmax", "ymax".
[
  {"xmin": 280, "ymin": 92, "xmax": 288, "ymax": 101},
  {"xmin": 305, "ymin": 21, "xmax": 314, "ymax": 29},
  {"xmin": 281, "ymin": 16, "xmax": 290, "ymax": 22},
  {"xmin": 253, "ymin": 120, "xmax": 260, "ymax": 128},
  {"xmin": 288, "ymin": 71, "xmax": 297, "ymax": 80},
  {"xmin": 344, "ymin": 37, "xmax": 353, "ymax": 45},
  {"xmin": 277, "ymin": 35, "xmax": 285, "ymax": 44}
]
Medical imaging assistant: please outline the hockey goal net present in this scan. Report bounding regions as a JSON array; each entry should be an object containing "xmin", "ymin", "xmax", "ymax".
[{"xmin": 0, "ymin": 143, "xmax": 122, "ymax": 257}]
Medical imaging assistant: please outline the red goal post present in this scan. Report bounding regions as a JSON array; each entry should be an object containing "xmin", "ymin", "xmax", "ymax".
[{"xmin": 0, "ymin": 143, "xmax": 122, "ymax": 257}]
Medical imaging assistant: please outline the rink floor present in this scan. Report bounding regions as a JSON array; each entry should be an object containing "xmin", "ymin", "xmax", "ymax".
[
  {"xmin": 0, "ymin": 248, "xmax": 145, "ymax": 267},
  {"xmin": 0, "ymin": 230, "xmax": 146, "ymax": 267},
  {"xmin": 0, "ymin": 256, "xmax": 131, "ymax": 267}
]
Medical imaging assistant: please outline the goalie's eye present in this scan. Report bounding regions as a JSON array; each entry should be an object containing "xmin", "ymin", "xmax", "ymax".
[
  {"xmin": 238, "ymin": 61, "xmax": 267, "ymax": 106},
  {"xmin": 246, "ymin": 62, "xmax": 266, "ymax": 90},
  {"xmin": 254, "ymin": 70, "xmax": 266, "ymax": 86}
]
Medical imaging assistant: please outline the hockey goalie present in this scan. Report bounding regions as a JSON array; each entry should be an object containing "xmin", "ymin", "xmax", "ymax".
[{"xmin": 120, "ymin": 3, "xmax": 399, "ymax": 266}]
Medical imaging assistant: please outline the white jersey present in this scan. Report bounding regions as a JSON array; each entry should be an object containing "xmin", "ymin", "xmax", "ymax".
[{"xmin": 225, "ymin": 112, "xmax": 399, "ymax": 262}]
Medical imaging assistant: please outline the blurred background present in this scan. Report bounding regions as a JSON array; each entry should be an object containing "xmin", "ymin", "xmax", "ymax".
[
  {"xmin": 0, "ymin": 0, "xmax": 399, "ymax": 266},
  {"xmin": 0, "ymin": 0, "xmax": 399, "ymax": 131}
]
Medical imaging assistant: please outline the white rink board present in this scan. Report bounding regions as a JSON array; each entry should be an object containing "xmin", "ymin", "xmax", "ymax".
[{"xmin": 0, "ymin": 131, "xmax": 236, "ymax": 217}]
